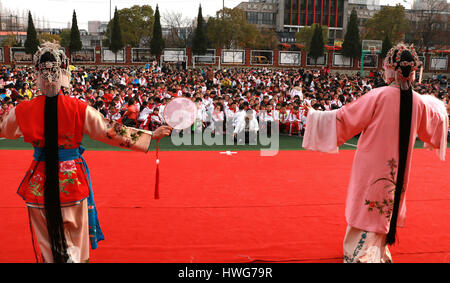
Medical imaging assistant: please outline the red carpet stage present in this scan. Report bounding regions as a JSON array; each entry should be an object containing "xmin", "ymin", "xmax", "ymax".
[{"xmin": 0, "ymin": 149, "xmax": 449, "ymax": 263}]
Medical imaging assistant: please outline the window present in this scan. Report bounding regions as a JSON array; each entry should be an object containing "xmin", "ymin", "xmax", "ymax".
[
  {"xmin": 430, "ymin": 57, "xmax": 448, "ymax": 71},
  {"xmin": 333, "ymin": 52, "xmax": 352, "ymax": 67},
  {"xmin": 261, "ymin": 13, "xmax": 274, "ymax": 25},
  {"xmin": 247, "ymin": 12, "xmax": 259, "ymax": 24},
  {"xmin": 306, "ymin": 53, "xmax": 328, "ymax": 66}
]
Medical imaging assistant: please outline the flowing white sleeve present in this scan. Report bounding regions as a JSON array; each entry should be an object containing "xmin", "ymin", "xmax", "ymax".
[
  {"xmin": 419, "ymin": 95, "xmax": 448, "ymax": 161},
  {"xmin": 302, "ymin": 109, "xmax": 339, "ymax": 153}
]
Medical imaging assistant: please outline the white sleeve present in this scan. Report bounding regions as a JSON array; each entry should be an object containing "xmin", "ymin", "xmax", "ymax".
[
  {"xmin": 419, "ymin": 94, "xmax": 448, "ymax": 161},
  {"xmin": 302, "ymin": 109, "xmax": 339, "ymax": 153}
]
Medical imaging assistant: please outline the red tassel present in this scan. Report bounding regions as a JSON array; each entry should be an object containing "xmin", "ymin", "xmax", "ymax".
[
  {"xmin": 154, "ymin": 140, "xmax": 160, "ymax": 199},
  {"xmin": 154, "ymin": 161, "xmax": 160, "ymax": 199}
]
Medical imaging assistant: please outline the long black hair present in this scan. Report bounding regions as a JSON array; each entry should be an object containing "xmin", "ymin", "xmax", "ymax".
[
  {"xmin": 40, "ymin": 51, "xmax": 69, "ymax": 262},
  {"xmin": 385, "ymin": 49, "xmax": 415, "ymax": 246}
]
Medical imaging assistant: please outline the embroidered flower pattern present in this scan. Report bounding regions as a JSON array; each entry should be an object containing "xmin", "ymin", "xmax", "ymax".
[
  {"xmin": 32, "ymin": 140, "xmax": 42, "ymax": 147},
  {"xmin": 29, "ymin": 172, "xmax": 44, "ymax": 197},
  {"xmin": 59, "ymin": 160, "xmax": 81, "ymax": 195},
  {"xmin": 344, "ymin": 231, "xmax": 368, "ymax": 263},
  {"xmin": 61, "ymin": 133, "xmax": 75, "ymax": 148},
  {"xmin": 364, "ymin": 158, "xmax": 404, "ymax": 219},
  {"xmin": 27, "ymin": 161, "xmax": 82, "ymax": 197},
  {"xmin": 105, "ymin": 119, "xmax": 144, "ymax": 149}
]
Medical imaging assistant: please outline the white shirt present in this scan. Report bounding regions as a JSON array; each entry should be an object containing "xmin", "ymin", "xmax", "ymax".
[
  {"xmin": 290, "ymin": 87, "xmax": 303, "ymax": 100},
  {"xmin": 138, "ymin": 106, "xmax": 152, "ymax": 122}
]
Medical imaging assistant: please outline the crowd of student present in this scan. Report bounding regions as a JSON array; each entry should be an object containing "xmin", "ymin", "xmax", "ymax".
[{"xmin": 0, "ymin": 63, "xmax": 448, "ymax": 137}]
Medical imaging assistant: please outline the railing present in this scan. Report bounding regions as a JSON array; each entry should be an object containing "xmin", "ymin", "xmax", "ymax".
[{"xmin": 1, "ymin": 46, "xmax": 448, "ymax": 73}]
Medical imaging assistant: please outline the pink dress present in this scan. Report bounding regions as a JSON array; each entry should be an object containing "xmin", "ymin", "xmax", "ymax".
[{"xmin": 303, "ymin": 86, "xmax": 448, "ymax": 234}]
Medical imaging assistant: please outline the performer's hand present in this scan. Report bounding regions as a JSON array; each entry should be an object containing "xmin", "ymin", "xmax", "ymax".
[{"xmin": 152, "ymin": 126, "xmax": 172, "ymax": 140}]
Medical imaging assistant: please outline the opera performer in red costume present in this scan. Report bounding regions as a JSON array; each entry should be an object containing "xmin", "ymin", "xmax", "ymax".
[{"xmin": 0, "ymin": 42, "xmax": 172, "ymax": 263}]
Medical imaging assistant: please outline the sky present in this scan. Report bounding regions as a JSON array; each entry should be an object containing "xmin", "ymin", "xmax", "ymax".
[{"xmin": 1, "ymin": 0, "xmax": 415, "ymax": 31}]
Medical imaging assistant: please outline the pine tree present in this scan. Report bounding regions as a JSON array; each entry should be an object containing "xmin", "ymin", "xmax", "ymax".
[
  {"xmin": 381, "ymin": 34, "xmax": 392, "ymax": 58},
  {"xmin": 309, "ymin": 24, "xmax": 325, "ymax": 65},
  {"xmin": 24, "ymin": 11, "xmax": 39, "ymax": 55},
  {"xmin": 69, "ymin": 10, "xmax": 82, "ymax": 54},
  {"xmin": 110, "ymin": 7, "xmax": 124, "ymax": 63},
  {"xmin": 192, "ymin": 5, "xmax": 207, "ymax": 55},
  {"xmin": 342, "ymin": 9, "xmax": 361, "ymax": 59},
  {"xmin": 150, "ymin": 5, "xmax": 165, "ymax": 57}
]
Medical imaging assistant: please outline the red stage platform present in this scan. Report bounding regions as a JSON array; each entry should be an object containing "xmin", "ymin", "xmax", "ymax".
[{"xmin": 0, "ymin": 149, "xmax": 449, "ymax": 263}]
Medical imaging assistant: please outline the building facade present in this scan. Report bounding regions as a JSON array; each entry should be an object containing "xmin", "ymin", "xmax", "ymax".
[
  {"xmin": 235, "ymin": 0, "xmax": 277, "ymax": 29},
  {"xmin": 236, "ymin": 0, "xmax": 350, "ymax": 45},
  {"xmin": 347, "ymin": 0, "xmax": 381, "ymax": 32},
  {"xmin": 274, "ymin": 0, "xmax": 349, "ymax": 44},
  {"xmin": 280, "ymin": 0, "xmax": 347, "ymax": 29}
]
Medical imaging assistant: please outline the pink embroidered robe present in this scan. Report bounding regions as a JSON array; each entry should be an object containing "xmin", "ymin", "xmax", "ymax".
[{"xmin": 303, "ymin": 86, "xmax": 448, "ymax": 234}]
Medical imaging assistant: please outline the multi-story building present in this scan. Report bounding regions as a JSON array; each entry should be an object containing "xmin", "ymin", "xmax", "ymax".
[
  {"xmin": 88, "ymin": 21, "xmax": 109, "ymax": 35},
  {"xmin": 236, "ymin": 0, "xmax": 350, "ymax": 45},
  {"xmin": 346, "ymin": 0, "xmax": 381, "ymax": 32},
  {"xmin": 235, "ymin": 0, "xmax": 277, "ymax": 29}
]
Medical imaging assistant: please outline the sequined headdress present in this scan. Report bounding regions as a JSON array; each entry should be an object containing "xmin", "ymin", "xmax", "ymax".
[
  {"xmin": 383, "ymin": 43, "xmax": 422, "ymax": 89},
  {"xmin": 34, "ymin": 41, "xmax": 71, "ymax": 88}
]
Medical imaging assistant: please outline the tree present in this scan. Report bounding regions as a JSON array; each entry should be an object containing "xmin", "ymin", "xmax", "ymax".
[
  {"xmin": 59, "ymin": 29, "xmax": 71, "ymax": 47},
  {"xmin": 191, "ymin": 5, "xmax": 207, "ymax": 54},
  {"xmin": 407, "ymin": 0, "xmax": 449, "ymax": 51},
  {"xmin": 363, "ymin": 4, "xmax": 410, "ymax": 44},
  {"xmin": 38, "ymin": 33, "xmax": 61, "ymax": 44},
  {"xmin": 309, "ymin": 24, "xmax": 325, "ymax": 66},
  {"xmin": 162, "ymin": 11, "xmax": 193, "ymax": 48},
  {"xmin": 110, "ymin": 7, "xmax": 124, "ymax": 63},
  {"xmin": 381, "ymin": 34, "xmax": 392, "ymax": 58},
  {"xmin": 150, "ymin": 5, "xmax": 165, "ymax": 56},
  {"xmin": 295, "ymin": 24, "xmax": 328, "ymax": 53},
  {"xmin": 341, "ymin": 9, "xmax": 361, "ymax": 59},
  {"xmin": 252, "ymin": 27, "xmax": 280, "ymax": 50},
  {"xmin": 105, "ymin": 5, "xmax": 154, "ymax": 48},
  {"xmin": 207, "ymin": 8, "xmax": 259, "ymax": 49},
  {"xmin": 2, "ymin": 34, "xmax": 21, "ymax": 47},
  {"xmin": 69, "ymin": 10, "xmax": 82, "ymax": 53},
  {"xmin": 24, "ymin": 11, "xmax": 39, "ymax": 54}
]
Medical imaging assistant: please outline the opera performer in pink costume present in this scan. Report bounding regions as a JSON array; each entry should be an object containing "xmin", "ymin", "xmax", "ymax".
[
  {"xmin": 302, "ymin": 43, "xmax": 449, "ymax": 263},
  {"xmin": 0, "ymin": 42, "xmax": 172, "ymax": 263}
]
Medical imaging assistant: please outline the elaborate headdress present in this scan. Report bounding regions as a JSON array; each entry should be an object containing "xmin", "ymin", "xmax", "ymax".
[
  {"xmin": 383, "ymin": 43, "xmax": 421, "ymax": 90},
  {"xmin": 34, "ymin": 41, "xmax": 71, "ymax": 89}
]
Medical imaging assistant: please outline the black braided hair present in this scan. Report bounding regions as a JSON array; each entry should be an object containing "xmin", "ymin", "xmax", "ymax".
[
  {"xmin": 41, "ymin": 51, "xmax": 69, "ymax": 262},
  {"xmin": 385, "ymin": 49, "xmax": 415, "ymax": 246}
]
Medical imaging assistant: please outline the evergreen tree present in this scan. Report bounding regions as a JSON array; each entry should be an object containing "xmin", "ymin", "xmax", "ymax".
[
  {"xmin": 24, "ymin": 11, "xmax": 39, "ymax": 54},
  {"xmin": 381, "ymin": 34, "xmax": 392, "ymax": 58},
  {"xmin": 110, "ymin": 7, "xmax": 124, "ymax": 63},
  {"xmin": 69, "ymin": 10, "xmax": 82, "ymax": 54},
  {"xmin": 192, "ymin": 5, "xmax": 207, "ymax": 55},
  {"xmin": 342, "ymin": 9, "xmax": 361, "ymax": 59},
  {"xmin": 309, "ymin": 24, "xmax": 325, "ymax": 65},
  {"xmin": 150, "ymin": 5, "xmax": 165, "ymax": 56}
]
